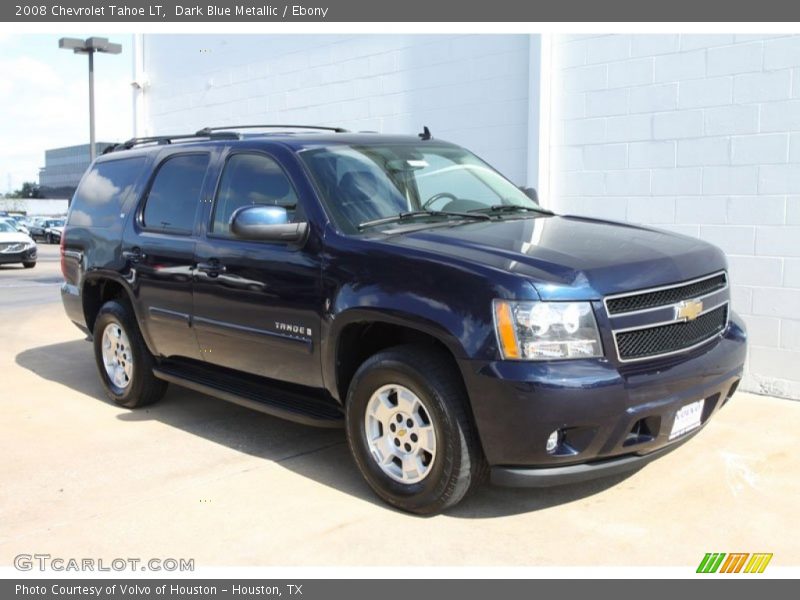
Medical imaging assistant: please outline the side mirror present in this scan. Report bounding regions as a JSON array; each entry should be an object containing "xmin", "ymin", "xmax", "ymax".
[
  {"xmin": 520, "ymin": 186, "xmax": 539, "ymax": 203},
  {"xmin": 230, "ymin": 205, "xmax": 308, "ymax": 244}
]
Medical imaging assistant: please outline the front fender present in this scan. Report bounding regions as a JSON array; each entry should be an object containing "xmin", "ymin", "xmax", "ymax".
[{"xmin": 320, "ymin": 284, "xmax": 498, "ymax": 402}]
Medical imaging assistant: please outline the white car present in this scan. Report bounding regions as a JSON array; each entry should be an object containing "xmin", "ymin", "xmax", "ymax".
[
  {"xmin": 0, "ymin": 219, "xmax": 37, "ymax": 268},
  {"xmin": 0, "ymin": 216, "xmax": 29, "ymax": 236}
]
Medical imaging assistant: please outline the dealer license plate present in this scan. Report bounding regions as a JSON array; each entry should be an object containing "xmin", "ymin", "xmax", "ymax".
[{"xmin": 669, "ymin": 399, "xmax": 704, "ymax": 440}]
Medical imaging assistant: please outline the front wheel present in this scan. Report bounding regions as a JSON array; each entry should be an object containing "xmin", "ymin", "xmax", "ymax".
[
  {"xmin": 22, "ymin": 261, "xmax": 35, "ymax": 269},
  {"xmin": 93, "ymin": 299, "xmax": 167, "ymax": 408},
  {"xmin": 345, "ymin": 344, "xmax": 486, "ymax": 514}
]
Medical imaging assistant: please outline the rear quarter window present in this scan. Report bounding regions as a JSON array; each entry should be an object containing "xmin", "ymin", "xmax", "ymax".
[{"xmin": 68, "ymin": 157, "xmax": 146, "ymax": 228}]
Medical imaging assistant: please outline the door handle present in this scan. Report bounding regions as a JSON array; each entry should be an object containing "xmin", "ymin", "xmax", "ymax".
[
  {"xmin": 197, "ymin": 259, "xmax": 226, "ymax": 276},
  {"xmin": 122, "ymin": 247, "xmax": 146, "ymax": 263}
]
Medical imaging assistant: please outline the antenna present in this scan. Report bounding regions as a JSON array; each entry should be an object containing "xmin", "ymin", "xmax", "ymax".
[{"xmin": 418, "ymin": 126, "xmax": 432, "ymax": 141}]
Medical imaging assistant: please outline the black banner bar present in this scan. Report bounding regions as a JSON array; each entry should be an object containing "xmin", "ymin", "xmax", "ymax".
[
  {"xmin": 3, "ymin": 0, "xmax": 800, "ymax": 22},
  {"xmin": 2, "ymin": 579, "xmax": 791, "ymax": 600}
]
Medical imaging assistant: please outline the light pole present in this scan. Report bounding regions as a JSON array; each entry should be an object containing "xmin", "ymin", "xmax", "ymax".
[{"xmin": 58, "ymin": 37, "xmax": 122, "ymax": 163}]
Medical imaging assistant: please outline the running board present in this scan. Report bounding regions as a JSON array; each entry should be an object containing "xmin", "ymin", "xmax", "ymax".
[{"xmin": 153, "ymin": 364, "xmax": 344, "ymax": 428}]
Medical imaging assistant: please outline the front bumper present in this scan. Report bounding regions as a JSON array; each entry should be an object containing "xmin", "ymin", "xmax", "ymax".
[
  {"xmin": 0, "ymin": 246, "xmax": 37, "ymax": 264},
  {"xmin": 460, "ymin": 312, "xmax": 747, "ymax": 486}
]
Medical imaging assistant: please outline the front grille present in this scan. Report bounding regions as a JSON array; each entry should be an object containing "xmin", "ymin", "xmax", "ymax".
[
  {"xmin": 0, "ymin": 242, "xmax": 24, "ymax": 253},
  {"xmin": 616, "ymin": 304, "xmax": 728, "ymax": 360},
  {"xmin": 606, "ymin": 273, "xmax": 727, "ymax": 315}
]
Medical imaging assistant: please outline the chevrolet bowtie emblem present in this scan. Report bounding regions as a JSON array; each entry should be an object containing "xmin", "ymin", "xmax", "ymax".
[{"xmin": 676, "ymin": 299, "xmax": 704, "ymax": 321}]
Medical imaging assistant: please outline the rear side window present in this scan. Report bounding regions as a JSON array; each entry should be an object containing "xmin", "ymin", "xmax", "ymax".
[
  {"xmin": 68, "ymin": 157, "xmax": 146, "ymax": 228},
  {"xmin": 142, "ymin": 154, "xmax": 209, "ymax": 234},
  {"xmin": 211, "ymin": 153, "xmax": 300, "ymax": 236}
]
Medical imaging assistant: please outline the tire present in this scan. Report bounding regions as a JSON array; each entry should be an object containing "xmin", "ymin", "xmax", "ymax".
[
  {"xmin": 92, "ymin": 299, "xmax": 167, "ymax": 408},
  {"xmin": 22, "ymin": 261, "xmax": 35, "ymax": 269},
  {"xmin": 47, "ymin": 234, "xmax": 55, "ymax": 244},
  {"xmin": 345, "ymin": 344, "xmax": 487, "ymax": 515}
]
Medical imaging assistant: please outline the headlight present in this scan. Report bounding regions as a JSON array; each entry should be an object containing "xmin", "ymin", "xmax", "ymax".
[{"xmin": 493, "ymin": 300, "xmax": 603, "ymax": 360}]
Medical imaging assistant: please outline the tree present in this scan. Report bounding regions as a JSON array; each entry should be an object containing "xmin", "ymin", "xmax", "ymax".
[{"xmin": 8, "ymin": 181, "xmax": 44, "ymax": 199}]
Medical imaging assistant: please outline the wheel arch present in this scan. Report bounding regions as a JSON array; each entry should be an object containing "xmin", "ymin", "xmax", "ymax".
[
  {"xmin": 80, "ymin": 274, "xmax": 155, "ymax": 353},
  {"xmin": 326, "ymin": 309, "xmax": 468, "ymax": 405}
]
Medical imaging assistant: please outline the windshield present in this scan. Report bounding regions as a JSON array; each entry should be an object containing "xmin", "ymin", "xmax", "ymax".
[
  {"xmin": 48, "ymin": 219, "xmax": 65, "ymax": 227},
  {"xmin": 0, "ymin": 221, "xmax": 16, "ymax": 233},
  {"xmin": 300, "ymin": 143, "xmax": 541, "ymax": 233}
]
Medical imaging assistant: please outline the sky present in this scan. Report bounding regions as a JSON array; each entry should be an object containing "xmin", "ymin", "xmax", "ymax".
[{"xmin": 0, "ymin": 33, "xmax": 134, "ymax": 193}]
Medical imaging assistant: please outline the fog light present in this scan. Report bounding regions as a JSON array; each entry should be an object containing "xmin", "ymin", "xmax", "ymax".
[{"xmin": 545, "ymin": 429, "xmax": 560, "ymax": 454}]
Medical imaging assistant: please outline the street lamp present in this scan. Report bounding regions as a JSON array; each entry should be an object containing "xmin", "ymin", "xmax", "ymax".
[{"xmin": 58, "ymin": 37, "xmax": 122, "ymax": 162}]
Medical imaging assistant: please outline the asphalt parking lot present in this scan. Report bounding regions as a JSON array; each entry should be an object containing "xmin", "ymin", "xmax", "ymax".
[{"xmin": 1, "ymin": 244, "xmax": 799, "ymax": 567}]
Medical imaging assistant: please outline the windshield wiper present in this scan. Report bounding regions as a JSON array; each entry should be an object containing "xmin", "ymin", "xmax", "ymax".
[
  {"xmin": 358, "ymin": 210, "xmax": 491, "ymax": 230},
  {"xmin": 469, "ymin": 204, "xmax": 553, "ymax": 216}
]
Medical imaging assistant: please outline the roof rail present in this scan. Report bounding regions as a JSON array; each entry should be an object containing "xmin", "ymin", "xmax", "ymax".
[
  {"xmin": 195, "ymin": 124, "xmax": 349, "ymax": 136},
  {"xmin": 104, "ymin": 131, "xmax": 241, "ymax": 153},
  {"xmin": 103, "ymin": 124, "xmax": 349, "ymax": 154}
]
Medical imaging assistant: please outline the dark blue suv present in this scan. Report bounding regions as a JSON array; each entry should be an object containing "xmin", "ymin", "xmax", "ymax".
[{"xmin": 60, "ymin": 126, "xmax": 747, "ymax": 514}]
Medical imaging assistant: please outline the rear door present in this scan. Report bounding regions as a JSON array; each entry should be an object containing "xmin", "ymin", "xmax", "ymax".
[
  {"xmin": 192, "ymin": 148, "xmax": 324, "ymax": 387},
  {"xmin": 123, "ymin": 150, "xmax": 212, "ymax": 360}
]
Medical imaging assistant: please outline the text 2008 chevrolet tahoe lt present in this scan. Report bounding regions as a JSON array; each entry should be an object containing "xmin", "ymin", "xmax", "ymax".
[{"xmin": 60, "ymin": 126, "xmax": 746, "ymax": 514}]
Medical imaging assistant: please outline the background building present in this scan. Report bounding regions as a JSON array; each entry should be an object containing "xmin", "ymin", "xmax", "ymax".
[
  {"xmin": 38, "ymin": 142, "xmax": 113, "ymax": 198},
  {"xmin": 135, "ymin": 33, "xmax": 800, "ymax": 399}
]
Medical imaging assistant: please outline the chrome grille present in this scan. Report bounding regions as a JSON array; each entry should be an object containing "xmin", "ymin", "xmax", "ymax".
[
  {"xmin": 616, "ymin": 305, "xmax": 728, "ymax": 360},
  {"xmin": 605, "ymin": 271, "xmax": 730, "ymax": 363},
  {"xmin": 606, "ymin": 272, "xmax": 727, "ymax": 315},
  {"xmin": 0, "ymin": 242, "xmax": 25, "ymax": 253}
]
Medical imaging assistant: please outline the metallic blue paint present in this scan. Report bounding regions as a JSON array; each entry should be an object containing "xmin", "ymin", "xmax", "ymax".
[{"xmin": 61, "ymin": 133, "xmax": 747, "ymax": 478}]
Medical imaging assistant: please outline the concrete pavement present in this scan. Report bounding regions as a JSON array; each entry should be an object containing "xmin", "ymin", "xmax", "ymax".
[
  {"xmin": 1, "ymin": 247, "xmax": 798, "ymax": 567},
  {"xmin": 0, "ymin": 243, "xmax": 63, "ymax": 309}
]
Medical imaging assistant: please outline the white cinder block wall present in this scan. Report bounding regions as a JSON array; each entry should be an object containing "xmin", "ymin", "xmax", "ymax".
[
  {"xmin": 547, "ymin": 34, "xmax": 800, "ymax": 399},
  {"xmin": 138, "ymin": 34, "xmax": 533, "ymax": 184}
]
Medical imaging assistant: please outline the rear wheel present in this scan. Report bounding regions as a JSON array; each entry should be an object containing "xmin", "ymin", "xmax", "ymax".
[
  {"xmin": 93, "ymin": 299, "xmax": 167, "ymax": 408},
  {"xmin": 345, "ymin": 344, "xmax": 486, "ymax": 514}
]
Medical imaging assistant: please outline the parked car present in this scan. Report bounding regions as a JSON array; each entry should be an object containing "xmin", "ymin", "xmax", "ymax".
[
  {"xmin": 7, "ymin": 214, "xmax": 30, "ymax": 234},
  {"xmin": 44, "ymin": 220, "xmax": 65, "ymax": 244},
  {"xmin": 60, "ymin": 126, "xmax": 747, "ymax": 514},
  {"xmin": 0, "ymin": 216, "xmax": 30, "ymax": 236},
  {"xmin": 0, "ymin": 219, "xmax": 37, "ymax": 268},
  {"xmin": 29, "ymin": 217, "xmax": 65, "ymax": 243},
  {"xmin": 27, "ymin": 218, "xmax": 49, "ymax": 241}
]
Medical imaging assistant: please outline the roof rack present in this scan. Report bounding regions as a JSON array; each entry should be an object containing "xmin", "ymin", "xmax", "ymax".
[
  {"xmin": 103, "ymin": 124, "xmax": 349, "ymax": 154},
  {"xmin": 195, "ymin": 124, "xmax": 349, "ymax": 136},
  {"xmin": 104, "ymin": 131, "xmax": 241, "ymax": 154}
]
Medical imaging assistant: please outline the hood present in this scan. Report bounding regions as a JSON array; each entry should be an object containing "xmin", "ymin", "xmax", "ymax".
[
  {"xmin": 384, "ymin": 215, "xmax": 727, "ymax": 300},
  {"xmin": 0, "ymin": 231, "xmax": 35, "ymax": 245}
]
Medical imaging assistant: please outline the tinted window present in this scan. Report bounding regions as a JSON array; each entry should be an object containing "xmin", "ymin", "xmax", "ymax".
[
  {"xmin": 300, "ymin": 144, "xmax": 537, "ymax": 234},
  {"xmin": 415, "ymin": 153, "xmax": 498, "ymax": 204},
  {"xmin": 212, "ymin": 153, "xmax": 299, "ymax": 236},
  {"xmin": 143, "ymin": 154, "xmax": 209, "ymax": 234},
  {"xmin": 68, "ymin": 157, "xmax": 146, "ymax": 228}
]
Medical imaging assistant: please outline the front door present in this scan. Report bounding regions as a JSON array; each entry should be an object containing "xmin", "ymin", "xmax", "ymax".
[{"xmin": 191, "ymin": 150, "xmax": 323, "ymax": 387}]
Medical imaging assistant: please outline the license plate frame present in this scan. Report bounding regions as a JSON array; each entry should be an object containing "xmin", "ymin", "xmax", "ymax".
[{"xmin": 669, "ymin": 399, "xmax": 705, "ymax": 440}]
